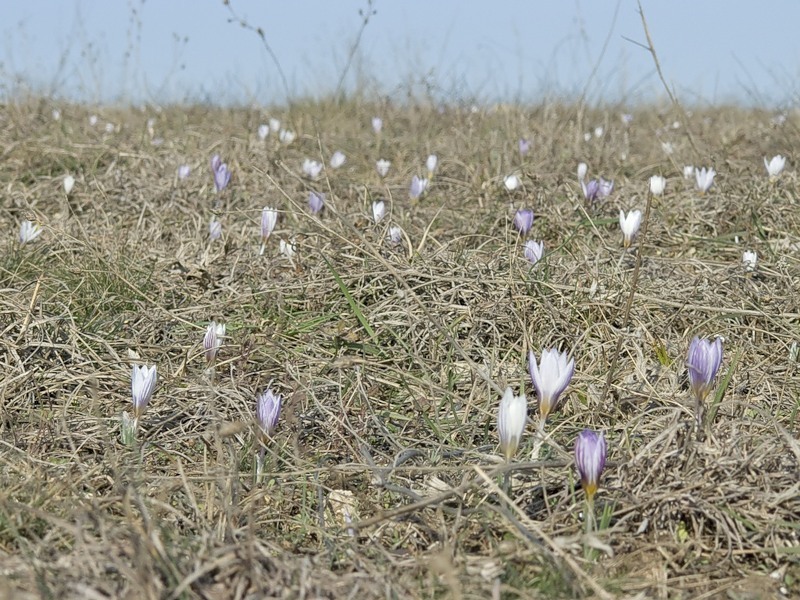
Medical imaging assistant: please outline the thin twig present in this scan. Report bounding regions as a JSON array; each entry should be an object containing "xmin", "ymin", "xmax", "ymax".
[
  {"xmin": 223, "ymin": 1, "xmax": 292, "ymax": 103},
  {"xmin": 335, "ymin": 1, "xmax": 377, "ymax": 98},
  {"xmin": 636, "ymin": 0, "xmax": 700, "ymax": 156}
]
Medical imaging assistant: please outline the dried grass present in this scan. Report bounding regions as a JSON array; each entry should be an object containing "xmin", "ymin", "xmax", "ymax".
[{"xmin": 0, "ymin": 98, "xmax": 798, "ymax": 598}]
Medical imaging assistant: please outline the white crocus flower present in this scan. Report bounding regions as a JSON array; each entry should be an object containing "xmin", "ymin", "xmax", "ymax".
[
  {"xmin": 683, "ymin": 165, "xmax": 695, "ymax": 179},
  {"xmin": 649, "ymin": 175, "xmax": 666, "ymax": 196},
  {"xmin": 131, "ymin": 364, "xmax": 157, "ymax": 419},
  {"xmin": 503, "ymin": 174, "xmax": 520, "ymax": 191},
  {"xmin": 302, "ymin": 159, "xmax": 323, "ymax": 180},
  {"xmin": 329, "ymin": 151, "xmax": 346, "ymax": 169},
  {"xmin": 742, "ymin": 250, "xmax": 757, "ymax": 272},
  {"xmin": 524, "ymin": 240, "xmax": 544, "ymax": 265},
  {"xmin": 695, "ymin": 167, "xmax": 716, "ymax": 193},
  {"xmin": 279, "ymin": 239, "xmax": 296, "ymax": 259},
  {"xmin": 619, "ymin": 209, "xmax": 643, "ymax": 248},
  {"xmin": 19, "ymin": 220, "xmax": 42, "ymax": 245},
  {"xmin": 63, "ymin": 175, "xmax": 75, "ymax": 195},
  {"xmin": 498, "ymin": 387, "xmax": 527, "ymax": 461},
  {"xmin": 426, "ymin": 154, "xmax": 438, "ymax": 176},
  {"xmin": 376, "ymin": 159, "xmax": 391, "ymax": 177},
  {"xmin": 577, "ymin": 162, "xmax": 588, "ymax": 182},
  {"xmin": 257, "ymin": 124, "xmax": 269, "ymax": 140},
  {"xmin": 764, "ymin": 155, "xmax": 786, "ymax": 178},
  {"xmin": 372, "ymin": 200, "xmax": 385, "ymax": 224},
  {"xmin": 387, "ymin": 226, "xmax": 403, "ymax": 246},
  {"xmin": 279, "ymin": 129, "xmax": 296, "ymax": 145}
]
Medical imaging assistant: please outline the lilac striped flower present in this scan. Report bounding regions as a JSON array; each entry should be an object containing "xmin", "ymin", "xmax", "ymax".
[
  {"xmin": 581, "ymin": 177, "xmax": 613, "ymax": 202},
  {"xmin": 529, "ymin": 348, "xmax": 574, "ymax": 424},
  {"xmin": 131, "ymin": 364, "xmax": 157, "ymax": 419},
  {"xmin": 498, "ymin": 387, "xmax": 527, "ymax": 461},
  {"xmin": 524, "ymin": 240, "xmax": 544, "ymax": 265},
  {"xmin": 203, "ymin": 322, "xmax": 225, "ymax": 365},
  {"xmin": 409, "ymin": 175, "xmax": 428, "ymax": 199},
  {"xmin": 575, "ymin": 429, "xmax": 607, "ymax": 501},
  {"xmin": 518, "ymin": 138, "xmax": 531, "ymax": 156},
  {"xmin": 513, "ymin": 209, "xmax": 534, "ymax": 234},
  {"xmin": 256, "ymin": 387, "xmax": 282, "ymax": 439},
  {"xmin": 308, "ymin": 191, "xmax": 325, "ymax": 214},
  {"xmin": 687, "ymin": 336, "xmax": 723, "ymax": 402},
  {"xmin": 211, "ymin": 156, "xmax": 231, "ymax": 193}
]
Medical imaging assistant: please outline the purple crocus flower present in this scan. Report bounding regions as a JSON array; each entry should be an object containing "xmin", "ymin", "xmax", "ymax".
[
  {"xmin": 581, "ymin": 178, "xmax": 600, "ymax": 202},
  {"xmin": 255, "ymin": 387, "xmax": 282, "ymax": 439},
  {"xmin": 687, "ymin": 336, "xmax": 723, "ymax": 402},
  {"xmin": 598, "ymin": 177, "xmax": 614, "ymax": 198},
  {"xmin": 210, "ymin": 155, "xmax": 231, "ymax": 192},
  {"xmin": 518, "ymin": 138, "xmax": 531, "ymax": 156},
  {"xmin": 177, "ymin": 165, "xmax": 191, "ymax": 180},
  {"xmin": 513, "ymin": 208, "xmax": 534, "ymax": 234},
  {"xmin": 409, "ymin": 175, "xmax": 428, "ymax": 199},
  {"xmin": 575, "ymin": 429, "xmax": 607, "ymax": 501},
  {"xmin": 581, "ymin": 177, "xmax": 614, "ymax": 202},
  {"xmin": 308, "ymin": 191, "xmax": 325, "ymax": 214}
]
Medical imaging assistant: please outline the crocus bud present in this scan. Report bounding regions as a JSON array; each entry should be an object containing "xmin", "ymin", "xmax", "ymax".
[
  {"xmin": 376, "ymin": 159, "xmax": 391, "ymax": 177},
  {"xmin": 426, "ymin": 154, "xmax": 438, "ymax": 174},
  {"xmin": 513, "ymin": 209, "xmax": 534, "ymax": 234},
  {"xmin": 372, "ymin": 117, "xmax": 383, "ymax": 134},
  {"xmin": 409, "ymin": 175, "xmax": 428, "ymax": 199},
  {"xmin": 203, "ymin": 322, "xmax": 225, "ymax": 365},
  {"xmin": 308, "ymin": 191, "xmax": 325, "ymax": 215},
  {"xmin": 742, "ymin": 250, "xmax": 757, "ymax": 272},
  {"xmin": 372, "ymin": 200, "xmax": 385, "ymax": 224},
  {"xmin": 498, "ymin": 387, "xmax": 527, "ymax": 461},
  {"xmin": 388, "ymin": 226, "xmax": 403, "ymax": 246},
  {"xmin": 209, "ymin": 218, "xmax": 222, "ymax": 241},
  {"xmin": 330, "ymin": 151, "xmax": 346, "ymax": 169},
  {"xmin": 261, "ymin": 207, "xmax": 278, "ymax": 242},
  {"xmin": 504, "ymin": 174, "xmax": 520, "ymax": 191},
  {"xmin": 63, "ymin": 175, "xmax": 75, "ymax": 195},
  {"xmin": 131, "ymin": 364, "xmax": 157, "ymax": 419},
  {"xmin": 577, "ymin": 162, "xmax": 588, "ymax": 182},
  {"xmin": 255, "ymin": 388, "xmax": 282, "ymax": 440},
  {"xmin": 649, "ymin": 175, "xmax": 666, "ymax": 196},
  {"xmin": 524, "ymin": 240, "xmax": 544, "ymax": 265},
  {"xmin": 575, "ymin": 429, "xmax": 607, "ymax": 502},
  {"xmin": 687, "ymin": 336, "xmax": 723, "ymax": 403}
]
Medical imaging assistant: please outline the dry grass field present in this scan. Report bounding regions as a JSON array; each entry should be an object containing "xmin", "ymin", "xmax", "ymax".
[{"xmin": 0, "ymin": 98, "xmax": 798, "ymax": 599}]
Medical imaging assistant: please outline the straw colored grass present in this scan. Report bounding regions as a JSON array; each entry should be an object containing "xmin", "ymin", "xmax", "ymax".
[{"xmin": 0, "ymin": 98, "xmax": 798, "ymax": 598}]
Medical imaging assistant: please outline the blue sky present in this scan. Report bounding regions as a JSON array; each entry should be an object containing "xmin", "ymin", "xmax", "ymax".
[{"xmin": 1, "ymin": 0, "xmax": 798, "ymax": 106}]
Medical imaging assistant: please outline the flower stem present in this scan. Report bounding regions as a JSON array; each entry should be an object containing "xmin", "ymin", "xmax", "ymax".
[{"xmin": 256, "ymin": 447, "xmax": 266, "ymax": 485}]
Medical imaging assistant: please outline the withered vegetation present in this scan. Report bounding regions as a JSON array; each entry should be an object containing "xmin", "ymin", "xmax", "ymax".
[{"xmin": 0, "ymin": 98, "xmax": 798, "ymax": 598}]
